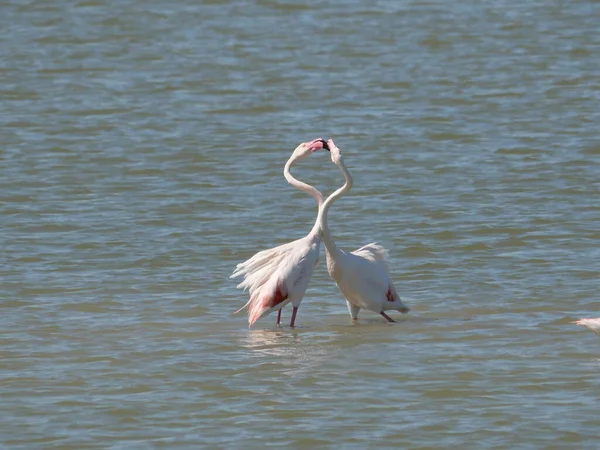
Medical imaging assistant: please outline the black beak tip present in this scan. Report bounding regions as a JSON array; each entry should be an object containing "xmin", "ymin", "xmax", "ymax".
[{"xmin": 319, "ymin": 139, "xmax": 330, "ymax": 151}]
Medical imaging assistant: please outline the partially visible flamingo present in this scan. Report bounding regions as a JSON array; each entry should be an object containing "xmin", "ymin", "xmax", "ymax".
[
  {"xmin": 232, "ymin": 138, "xmax": 329, "ymax": 327},
  {"xmin": 317, "ymin": 139, "xmax": 410, "ymax": 322},
  {"xmin": 572, "ymin": 318, "xmax": 600, "ymax": 337}
]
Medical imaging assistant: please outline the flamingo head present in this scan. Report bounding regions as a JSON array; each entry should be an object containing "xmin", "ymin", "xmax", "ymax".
[
  {"xmin": 326, "ymin": 139, "xmax": 342, "ymax": 163},
  {"xmin": 292, "ymin": 138, "xmax": 330, "ymax": 160},
  {"xmin": 573, "ymin": 318, "xmax": 600, "ymax": 336}
]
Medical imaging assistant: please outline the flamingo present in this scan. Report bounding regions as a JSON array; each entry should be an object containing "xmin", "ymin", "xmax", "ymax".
[
  {"xmin": 231, "ymin": 138, "xmax": 329, "ymax": 327},
  {"xmin": 317, "ymin": 139, "xmax": 410, "ymax": 323},
  {"xmin": 572, "ymin": 318, "xmax": 600, "ymax": 337}
]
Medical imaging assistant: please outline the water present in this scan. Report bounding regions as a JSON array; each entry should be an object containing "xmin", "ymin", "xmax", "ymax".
[{"xmin": 2, "ymin": 0, "xmax": 600, "ymax": 448}]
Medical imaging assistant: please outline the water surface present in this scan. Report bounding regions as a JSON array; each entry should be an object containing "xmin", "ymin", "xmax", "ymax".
[{"xmin": 2, "ymin": 0, "xmax": 600, "ymax": 448}]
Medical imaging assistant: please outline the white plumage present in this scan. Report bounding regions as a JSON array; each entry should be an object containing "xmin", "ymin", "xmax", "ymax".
[{"xmin": 231, "ymin": 139, "xmax": 327, "ymax": 327}]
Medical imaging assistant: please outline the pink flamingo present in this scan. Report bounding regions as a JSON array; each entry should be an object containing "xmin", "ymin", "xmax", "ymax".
[
  {"xmin": 232, "ymin": 138, "xmax": 329, "ymax": 327},
  {"xmin": 317, "ymin": 139, "xmax": 410, "ymax": 322}
]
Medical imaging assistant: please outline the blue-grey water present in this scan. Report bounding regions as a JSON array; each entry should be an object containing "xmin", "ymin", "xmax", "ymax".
[{"xmin": 2, "ymin": 0, "xmax": 600, "ymax": 448}]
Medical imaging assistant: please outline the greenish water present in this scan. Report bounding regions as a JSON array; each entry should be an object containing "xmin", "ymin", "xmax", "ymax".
[{"xmin": 2, "ymin": 0, "xmax": 599, "ymax": 448}]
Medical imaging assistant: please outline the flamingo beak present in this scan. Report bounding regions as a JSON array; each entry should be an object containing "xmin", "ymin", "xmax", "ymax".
[{"xmin": 307, "ymin": 139, "xmax": 330, "ymax": 152}]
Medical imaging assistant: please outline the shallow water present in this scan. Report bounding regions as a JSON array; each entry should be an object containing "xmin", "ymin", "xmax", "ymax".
[{"xmin": 2, "ymin": 0, "xmax": 600, "ymax": 448}]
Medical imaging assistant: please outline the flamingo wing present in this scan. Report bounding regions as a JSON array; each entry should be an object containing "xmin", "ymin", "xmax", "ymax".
[
  {"xmin": 351, "ymin": 242, "xmax": 389, "ymax": 269},
  {"xmin": 231, "ymin": 240, "xmax": 297, "ymax": 286}
]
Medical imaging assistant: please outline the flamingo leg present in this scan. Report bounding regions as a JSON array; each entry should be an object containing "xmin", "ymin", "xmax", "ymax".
[
  {"xmin": 380, "ymin": 312, "xmax": 395, "ymax": 323},
  {"xmin": 346, "ymin": 300, "xmax": 361, "ymax": 320},
  {"xmin": 276, "ymin": 309, "xmax": 282, "ymax": 326},
  {"xmin": 289, "ymin": 307, "xmax": 298, "ymax": 327}
]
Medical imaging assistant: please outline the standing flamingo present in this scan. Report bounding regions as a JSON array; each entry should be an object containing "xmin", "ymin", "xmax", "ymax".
[
  {"xmin": 232, "ymin": 138, "xmax": 329, "ymax": 327},
  {"xmin": 572, "ymin": 318, "xmax": 600, "ymax": 337},
  {"xmin": 317, "ymin": 139, "xmax": 410, "ymax": 322}
]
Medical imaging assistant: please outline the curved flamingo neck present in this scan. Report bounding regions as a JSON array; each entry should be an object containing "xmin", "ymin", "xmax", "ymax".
[
  {"xmin": 284, "ymin": 154, "xmax": 324, "ymax": 237},
  {"xmin": 317, "ymin": 156, "xmax": 353, "ymax": 256}
]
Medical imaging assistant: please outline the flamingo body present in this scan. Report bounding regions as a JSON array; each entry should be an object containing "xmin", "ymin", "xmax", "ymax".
[
  {"xmin": 327, "ymin": 243, "xmax": 409, "ymax": 320},
  {"xmin": 233, "ymin": 233, "xmax": 320, "ymax": 326}
]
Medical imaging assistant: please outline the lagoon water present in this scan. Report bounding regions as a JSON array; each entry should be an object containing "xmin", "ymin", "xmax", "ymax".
[{"xmin": 2, "ymin": 0, "xmax": 600, "ymax": 448}]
